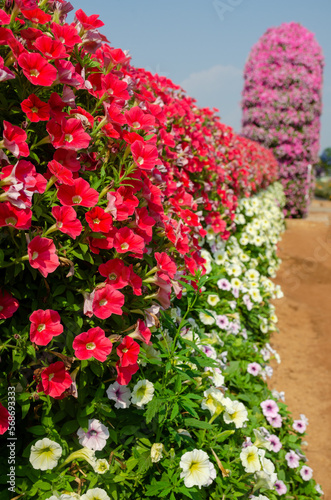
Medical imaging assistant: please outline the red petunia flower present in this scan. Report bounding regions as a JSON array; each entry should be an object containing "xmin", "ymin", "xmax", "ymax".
[
  {"xmin": 85, "ymin": 206, "xmax": 113, "ymax": 233},
  {"xmin": 0, "ymin": 10, "xmax": 10, "ymax": 25},
  {"xmin": 113, "ymin": 227, "xmax": 145, "ymax": 254},
  {"xmin": 106, "ymin": 188, "xmax": 139, "ymax": 221},
  {"xmin": 51, "ymin": 22, "xmax": 82, "ymax": 48},
  {"xmin": 57, "ymin": 177, "xmax": 99, "ymax": 207},
  {"xmin": 75, "ymin": 8, "xmax": 104, "ymax": 30},
  {"xmin": 21, "ymin": 94, "xmax": 50, "ymax": 122},
  {"xmin": 34, "ymin": 35, "xmax": 68, "ymax": 60},
  {"xmin": 103, "ymin": 102, "xmax": 126, "ymax": 125},
  {"xmin": 0, "ymin": 54, "xmax": 15, "ymax": 81},
  {"xmin": 116, "ymin": 336, "xmax": 140, "ymax": 367},
  {"xmin": 131, "ymin": 140, "xmax": 160, "ymax": 170},
  {"xmin": 98, "ymin": 258, "xmax": 130, "ymax": 289},
  {"xmin": 0, "ymin": 160, "xmax": 47, "ymax": 208},
  {"xmin": 0, "ymin": 202, "xmax": 31, "ymax": 229},
  {"xmin": 129, "ymin": 319, "xmax": 152, "ymax": 345},
  {"xmin": 88, "ymin": 232, "xmax": 115, "ymax": 255},
  {"xmin": 51, "ymin": 205, "xmax": 82, "ymax": 239},
  {"xmin": 92, "ymin": 284, "xmax": 125, "ymax": 319},
  {"xmin": 0, "ymin": 289, "xmax": 19, "ymax": 320},
  {"xmin": 27, "ymin": 236, "xmax": 59, "ymax": 278},
  {"xmin": 116, "ymin": 361, "xmax": 139, "ymax": 386},
  {"xmin": 40, "ymin": 361, "xmax": 72, "ymax": 398},
  {"xmin": 48, "ymin": 159, "xmax": 74, "ymax": 185},
  {"xmin": 73, "ymin": 326, "xmax": 112, "ymax": 362},
  {"xmin": 53, "ymin": 149, "xmax": 81, "ymax": 172},
  {"xmin": 29, "ymin": 309, "xmax": 63, "ymax": 346},
  {"xmin": 47, "ymin": 118, "xmax": 91, "ymax": 151},
  {"xmin": 134, "ymin": 207, "xmax": 156, "ymax": 242},
  {"xmin": 54, "ymin": 59, "xmax": 84, "ymax": 88},
  {"xmin": 18, "ymin": 52, "xmax": 57, "ymax": 86},
  {"xmin": 102, "ymin": 73, "xmax": 130, "ymax": 101},
  {"xmin": 19, "ymin": 27, "xmax": 43, "ymax": 50},
  {"xmin": 69, "ymin": 106, "xmax": 94, "ymax": 128},
  {"xmin": 155, "ymin": 252, "xmax": 177, "ymax": 281},
  {"xmin": 125, "ymin": 106, "xmax": 155, "ymax": 132},
  {"xmin": 128, "ymin": 266, "xmax": 142, "ymax": 296},
  {"xmin": 3, "ymin": 121, "xmax": 29, "ymax": 158},
  {"xmin": 0, "ymin": 402, "xmax": 9, "ymax": 435},
  {"xmin": 21, "ymin": 8, "xmax": 52, "ymax": 24},
  {"xmin": 180, "ymin": 209, "xmax": 200, "ymax": 227}
]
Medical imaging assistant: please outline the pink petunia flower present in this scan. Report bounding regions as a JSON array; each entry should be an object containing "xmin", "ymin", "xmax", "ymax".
[
  {"xmin": 300, "ymin": 465, "xmax": 313, "ymax": 481},
  {"xmin": 92, "ymin": 285, "xmax": 125, "ymax": 319},
  {"xmin": 0, "ymin": 289, "xmax": 19, "ymax": 320},
  {"xmin": 77, "ymin": 418, "xmax": 109, "ymax": 451},
  {"xmin": 39, "ymin": 361, "xmax": 72, "ymax": 398},
  {"xmin": 274, "ymin": 479, "xmax": 287, "ymax": 495},
  {"xmin": 28, "ymin": 236, "xmax": 59, "ymax": 278},
  {"xmin": 267, "ymin": 434, "xmax": 282, "ymax": 452},
  {"xmin": 73, "ymin": 327, "xmax": 112, "ymax": 362},
  {"xmin": 29, "ymin": 309, "xmax": 63, "ymax": 346},
  {"xmin": 285, "ymin": 450, "xmax": 300, "ymax": 468},
  {"xmin": 247, "ymin": 362, "xmax": 262, "ymax": 376},
  {"xmin": 260, "ymin": 399, "xmax": 279, "ymax": 418}
]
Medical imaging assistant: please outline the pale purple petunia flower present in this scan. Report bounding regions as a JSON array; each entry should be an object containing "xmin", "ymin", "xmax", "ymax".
[
  {"xmin": 293, "ymin": 419, "xmax": 307, "ymax": 433},
  {"xmin": 260, "ymin": 399, "xmax": 279, "ymax": 418},
  {"xmin": 229, "ymin": 321, "xmax": 240, "ymax": 334},
  {"xmin": 106, "ymin": 381, "xmax": 131, "ymax": 409},
  {"xmin": 217, "ymin": 278, "xmax": 231, "ymax": 291},
  {"xmin": 267, "ymin": 434, "xmax": 282, "ymax": 452},
  {"xmin": 267, "ymin": 414, "xmax": 283, "ymax": 428},
  {"xmin": 300, "ymin": 465, "xmax": 313, "ymax": 481},
  {"xmin": 216, "ymin": 315, "xmax": 229, "ymax": 329},
  {"xmin": 77, "ymin": 418, "xmax": 109, "ymax": 451},
  {"xmin": 201, "ymin": 345, "xmax": 217, "ymax": 359},
  {"xmin": 274, "ymin": 479, "xmax": 287, "ymax": 495},
  {"xmin": 285, "ymin": 450, "xmax": 300, "ymax": 468},
  {"xmin": 247, "ymin": 362, "xmax": 262, "ymax": 376}
]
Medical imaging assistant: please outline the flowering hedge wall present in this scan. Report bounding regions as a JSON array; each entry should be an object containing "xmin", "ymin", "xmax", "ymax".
[
  {"xmin": 241, "ymin": 22, "xmax": 324, "ymax": 218},
  {"xmin": 0, "ymin": 2, "xmax": 323, "ymax": 499}
]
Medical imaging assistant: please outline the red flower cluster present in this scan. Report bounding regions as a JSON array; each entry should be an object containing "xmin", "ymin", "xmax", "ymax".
[{"xmin": 0, "ymin": 3, "xmax": 278, "ymax": 393}]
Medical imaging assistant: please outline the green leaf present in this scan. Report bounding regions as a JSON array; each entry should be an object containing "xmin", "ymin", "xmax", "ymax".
[
  {"xmin": 170, "ymin": 402, "xmax": 179, "ymax": 420},
  {"xmin": 145, "ymin": 397, "xmax": 161, "ymax": 424},
  {"xmin": 61, "ymin": 420, "xmax": 79, "ymax": 435},
  {"xmin": 27, "ymin": 425, "xmax": 46, "ymax": 436},
  {"xmin": 213, "ymin": 430, "xmax": 235, "ymax": 443},
  {"xmin": 184, "ymin": 418, "xmax": 213, "ymax": 430}
]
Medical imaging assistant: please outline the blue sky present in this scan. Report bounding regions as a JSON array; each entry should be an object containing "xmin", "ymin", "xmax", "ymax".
[{"xmin": 69, "ymin": 0, "xmax": 331, "ymax": 153}]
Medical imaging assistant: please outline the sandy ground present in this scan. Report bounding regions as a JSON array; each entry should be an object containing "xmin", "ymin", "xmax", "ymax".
[{"xmin": 269, "ymin": 199, "xmax": 331, "ymax": 498}]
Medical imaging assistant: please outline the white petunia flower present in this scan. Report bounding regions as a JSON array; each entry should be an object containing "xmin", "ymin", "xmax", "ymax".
[
  {"xmin": 245, "ymin": 269, "xmax": 260, "ymax": 281},
  {"xmin": 29, "ymin": 438, "xmax": 62, "ymax": 471},
  {"xmin": 240, "ymin": 445, "xmax": 261, "ymax": 473},
  {"xmin": 180, "ymin": 449, "xmax": 216, "ymax": 489},
  {"xmin": 223, "ymin": 401, "xmax": 248, "ymax": 428},
  {"xmin": 80, "ymin": 488, "xmax": 110, "ymax": 500},
  {"xmin": 93, "ymin": 458, "xmax": 110, "ymax": 474},
  {"xmin": 131, "ymin": 379, "xmax": 154, "ymax": 408},
  {"xmin": 150, "ymin": 443, "xmax": 164, "ymax": 463},
  {"xmin": 201, "ymin": 387, "xmax": 233, "ymax": 416},
  {"xmin": 199, "ymin": 311, "xmax": 215, "ymax": 325},
  {"xmin": 207, "ymin": 294, "xmax": 220, "ymax": 306}
]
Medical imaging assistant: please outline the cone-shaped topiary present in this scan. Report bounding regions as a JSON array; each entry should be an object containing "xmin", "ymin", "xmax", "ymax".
[{"xmin": 241, "ymin": 22, "xmax": 324, "ymax": 217}]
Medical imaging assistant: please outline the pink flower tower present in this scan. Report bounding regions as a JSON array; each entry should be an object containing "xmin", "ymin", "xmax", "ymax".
[{"xmin": 241, "ymin": 22, "xmax": 324, "ymax": 217}]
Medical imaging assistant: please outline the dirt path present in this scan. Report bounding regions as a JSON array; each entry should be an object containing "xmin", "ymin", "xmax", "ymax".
[{"xmin": 269, "ymin": 199, "xmax": 331, "ymax": 498}]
